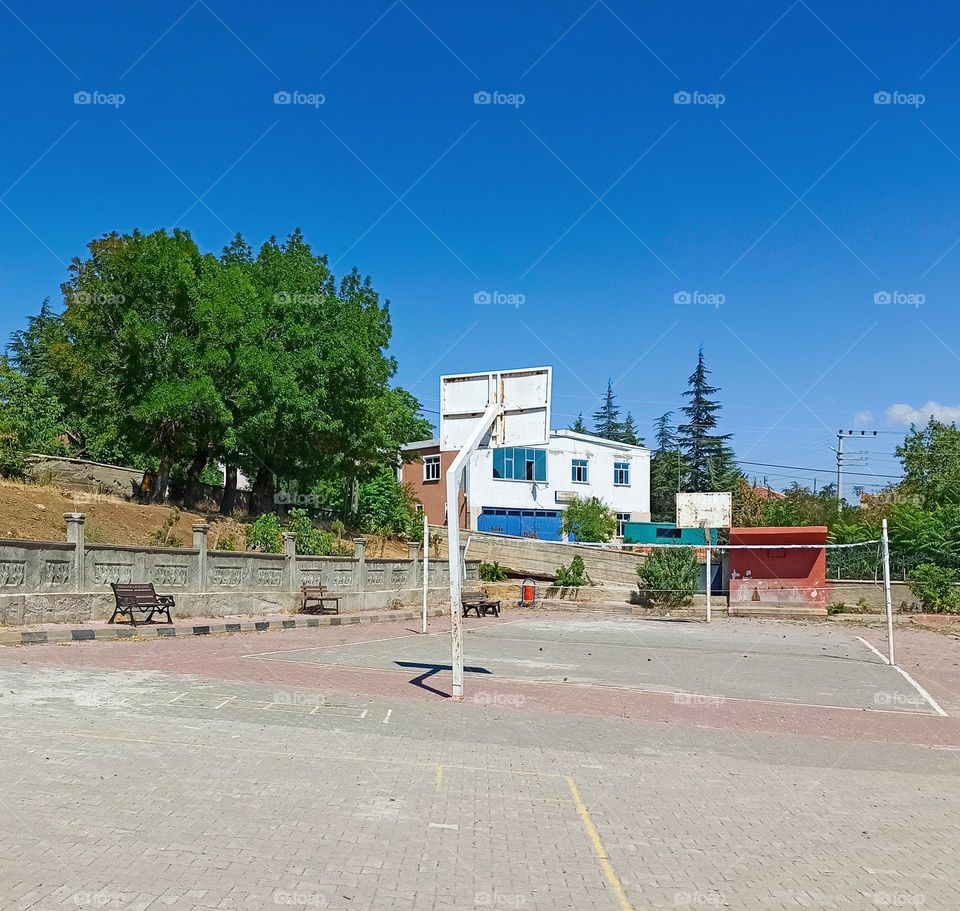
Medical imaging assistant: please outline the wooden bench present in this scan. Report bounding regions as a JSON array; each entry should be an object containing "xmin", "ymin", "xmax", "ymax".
[
  {"xmin": 461, "ymin": 590, "xmax": 501, "ymax": 618},
  {"xmin": 300, "ymin": 585, "xmax": 340, "ymax": 615},
  {"xmin": 109, "ymin": 583, "xmax": 175, "ymax": 626}
]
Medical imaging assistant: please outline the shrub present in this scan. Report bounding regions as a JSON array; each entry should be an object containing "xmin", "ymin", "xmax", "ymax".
[
  {"xmin": 288, "ymin": 507, "xmax": 336, "ymax": 556},
  {"xmin": 636, "ymin": 547, "xmax": 699, "ymax": 607},
  {"xmin": 560, "ymin": 496, "xmax": 617, "ymax": 543},
  {"xmin": 479, "ymin": 561, "xmax": 508, "ymax": 582},
  {"xmin": 357, "ymin": 469, "xmax": 420, "ymax": 538},
  {"xmin": 149, "ymin": 508, "xmax": 182, "ymax": 547},
  {"xmin": 907, "ymin": 563, "xmax": 960, "ymax": 613},
  {"xmin": 555, "ymin": 555, "xmax": 587, "ymax": 588},
  {"xmin": 247, "ymin": 512, "xmax": 283, "ymax": 553}
]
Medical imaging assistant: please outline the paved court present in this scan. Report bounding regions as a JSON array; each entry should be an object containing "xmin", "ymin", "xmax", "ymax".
[
  {"xmin": 2, "ymin": 612, "xmax": 960, "ymax": 910},
  {"xmin": 245, "ymin": 616, "xmax": 943, "ymax": 715}
]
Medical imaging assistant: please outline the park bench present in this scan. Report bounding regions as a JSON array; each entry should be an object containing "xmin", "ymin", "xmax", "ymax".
[
  {"xmin": 109, "ymin": 583, "xmax": 175, "ymax": 626},
  {"xmin": 300, "ymin": 584, "xmax": 340, "ymax": 615},
  {"xmin": 461, "ymin": 590, "xmax": 501, "ymax": 618}
]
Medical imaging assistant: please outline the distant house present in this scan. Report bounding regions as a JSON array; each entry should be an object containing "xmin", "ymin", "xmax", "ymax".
[{"xmin": 400, "ymin": 430, "xmax": 650, "ymax": 541}]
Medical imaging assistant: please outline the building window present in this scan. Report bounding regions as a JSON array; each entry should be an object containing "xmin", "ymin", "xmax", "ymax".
[
  {"xmin": 571, "ymin": 458, "xmax": 589, "ymax": 483},
  {"xmin": 423, "ymin": 455, "xmax": 440, "ymax": 482},
  {"xmin": 492, "ymin": 447, "xmax": 547, "ymax": 482},
  {"xmin": 655, "ymin": 527, "xmax": 682, "ymax": 539},
  {"xmin": 613, "ymin": 461, "xmax": 630, "ymax": 486},
  {"xmin": 616, "ymin": 512, "xmax": 630, "ymax": 537}
]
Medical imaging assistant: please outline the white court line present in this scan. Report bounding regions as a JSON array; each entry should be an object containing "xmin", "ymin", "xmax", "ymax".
[
  {"xmin": 359, "ymin": 709, "xmax": 368, "ymax": 719},
  {"xmin": 382, "ymin": 709, "xmax": 393, "ymax": 725},
  {"xmin": 855, "ymin": 636, "xmax": 890, "ymax": 664},
  {"xmin": 893, "ymin": 666, "xmax": 948, "ymax": 717},
  {"xmin": 856, "ymin": 636, "xmax": 948, "ymax": 717},
  {"xmin": 167, "ymin": 692, "xmax": 187, "ymax": 704}
]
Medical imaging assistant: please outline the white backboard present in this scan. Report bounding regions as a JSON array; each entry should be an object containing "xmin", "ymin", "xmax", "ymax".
[
  {"xmin": 440, "ymin": 366, "xmax": 551, "ymax": 452},
  {"xmin": 676, "ymin": 491, "xmax": 732, "ymax": 529}
]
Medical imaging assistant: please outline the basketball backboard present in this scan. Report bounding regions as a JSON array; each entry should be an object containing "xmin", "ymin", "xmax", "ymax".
[
  {"xmin": 439, "ymin": 367, "xmax": 551, "ymax": 452},
  {"xmin": 676, "ymin": 491, "xmax": 732, "ymax": 529}
]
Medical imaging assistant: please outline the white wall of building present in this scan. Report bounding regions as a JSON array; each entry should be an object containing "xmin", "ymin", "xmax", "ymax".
[{"xmin": 464, "ymin": 430, "xmax": 650, "ymax": 530}]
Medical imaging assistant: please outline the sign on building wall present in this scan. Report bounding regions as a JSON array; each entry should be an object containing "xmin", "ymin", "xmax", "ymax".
[{"xmin": 676, "ymin": 492, "xmax": 732, "ymax": 529}]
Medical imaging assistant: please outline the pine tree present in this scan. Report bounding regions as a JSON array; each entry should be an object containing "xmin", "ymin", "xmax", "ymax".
[
  {"xmin": 649, "ymin": 412, "xmax": 684, "ymax": 520},
  {"xmin": 677, "ymin": 347, "xmax": 738, "ymax": 492},
  {"xmin": 569, "ymin": 413, "xmax": 587, "ymax": 433},
  {"xmin": 620, "ymin": 412, "xmax": 643, "ymax": 447},
  {"xmin": 592, "ymin": 380, "xmax": 623, "ymax": 441}
]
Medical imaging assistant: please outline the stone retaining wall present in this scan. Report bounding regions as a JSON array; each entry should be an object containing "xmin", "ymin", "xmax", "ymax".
[{"xmin": 0, "ymin": 514, "xmax": 476, "ymax": 625}]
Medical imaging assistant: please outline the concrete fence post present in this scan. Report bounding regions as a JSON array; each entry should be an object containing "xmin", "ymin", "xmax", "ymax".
[
  {"xmin": 64, "ymin": 513, "xmax": 86, "ymax": 593},
  {"xmin": 353, "ymin": 538, "xmax": 367, "ymax": 604},
  {"xmin": 283, "ymin": 532, "xmax": 298, "ymax": 592},
  {"xmin": 192, "ymin": 524, "xmax": 210, "ymax": 592}
]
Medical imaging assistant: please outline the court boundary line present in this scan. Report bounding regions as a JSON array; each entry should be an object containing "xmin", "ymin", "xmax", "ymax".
[
  {"xmin": 856, "ymin": 636, "xmax": 949, "ymax": 717},
  {"xmin": 855, "ymin": 636, "xmax": 889, "ymax": 664},
  {"xmin": 241, "ymin": 653, "xmax": 944, "ymax": 717}
]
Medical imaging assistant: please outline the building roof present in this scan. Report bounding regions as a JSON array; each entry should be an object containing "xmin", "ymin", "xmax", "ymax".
[{"xmin": 400, "ymin": 430, "xmax": 650, "ymax": 454}]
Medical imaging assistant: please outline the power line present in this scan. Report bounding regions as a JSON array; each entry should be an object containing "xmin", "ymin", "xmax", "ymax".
[{"xmin": 736, "ymin": 459, "xmax": 903, "ymax": 480}]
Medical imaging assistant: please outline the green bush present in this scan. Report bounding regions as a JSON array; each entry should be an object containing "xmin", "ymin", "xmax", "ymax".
[
  {"xmin": 560, "ymin": 496, "xmax": 617, "ymax": 543},
  {"xmin": 357, "ymin": 469, "xmax": 420, "ymax": 538},
  {"xmin": 479, "ymin": 561, "xmax": 508, "ymax": 582},
  {"xmin": 636, "ymin": 547, "xmax": 699, "ymax": 607},
  {"xmin": 247, "ymin": 512, "xmax": 283, "ymax": 553},
  {"xmin": 288, "ymin": 508, "xmax": 336, "ymax": 556},
  {"xmin": 907, "ymin": 563, "xmax": 960, "ymax": 613},
  {"xmin": 555, "ymin": 555, "xmax": 587, "ymax": 588}
]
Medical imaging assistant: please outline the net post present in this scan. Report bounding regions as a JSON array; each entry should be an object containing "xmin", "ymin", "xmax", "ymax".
[
  {"xmin": 422, "ymin": 513, "xmax": 429, "ymax": 634},
  {"xmin": 881, "ymin": 518, "xmax": 895, "ymax": 665},
  {"xmin": 704, "ymin": 527, "xmax": 712, "ymax": 623}
]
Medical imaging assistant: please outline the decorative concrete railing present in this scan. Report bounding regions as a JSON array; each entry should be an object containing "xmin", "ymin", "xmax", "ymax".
[{"xmin": 0, "ymin": 513, "xmax": 474, "ymax": 625}]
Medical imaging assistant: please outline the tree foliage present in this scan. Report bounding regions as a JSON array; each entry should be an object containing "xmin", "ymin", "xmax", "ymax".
[
  {"xmin": 592, "ymin": 379, "xmax": 623, "ymax": 441},
  {"xmin": 636, "ymin": 547, "xmax": 699, "ymax": 607},
  {"xmin": 560, "ymin": 495, "xmax": 617, "ymax": 542},
  {"xmin": 897, "ymin": 419, "xmax": 960, "ymax": 508}
]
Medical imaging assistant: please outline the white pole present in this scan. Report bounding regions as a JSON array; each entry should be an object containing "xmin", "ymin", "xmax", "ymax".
[
  {"xmin": 705, "ymin": 536, "xmax": 712, "ymax": 623},
  {"xmin": 422, "ymin": 513, "xmax": 429, "ymax": 634},
  {"xmin": 446, "ymin": 403, "xmax": 501, "ymax": 702},
  {"xmin": 882, "ymin": 518, "xmax": 895, "ymax": 665}
]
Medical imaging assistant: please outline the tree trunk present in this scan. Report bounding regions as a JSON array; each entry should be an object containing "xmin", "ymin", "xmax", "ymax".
[
  {"xmin": 154, "ymin": 455, "xmax": 173, "ymax": 504},
  {"xmin": 248, "ymin": 466, "xmax": 274, "ymax": 516},
  {"xmin": 220, "ymin": 463, "xmax": 238, "ymax": 516},
  {"xmin": 184, "ymin": 446, "xmax": 209, "ymax": 509}
]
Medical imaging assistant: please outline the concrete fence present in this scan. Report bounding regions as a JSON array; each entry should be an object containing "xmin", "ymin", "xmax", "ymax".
[{"xmin": 0, "ymin": 514, "xmax": 477, "ymax": 625}]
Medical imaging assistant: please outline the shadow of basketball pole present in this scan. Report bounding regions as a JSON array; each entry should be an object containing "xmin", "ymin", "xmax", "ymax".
[{"xmin": 394, "ymin": 660, "xmax": 492, "ymax": 699}]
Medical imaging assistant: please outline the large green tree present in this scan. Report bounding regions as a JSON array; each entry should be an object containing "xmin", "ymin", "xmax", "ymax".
[
  {"xmin": 896, "ymin": 419, "xmax": 960, "ymax": 508},
  {"xmin": 649, "ymin": 411, "xmax": 685, "ymax": 521},
  {"xmin": 677, "ymin": 347, "xmax": 739, "ymax": 492}
]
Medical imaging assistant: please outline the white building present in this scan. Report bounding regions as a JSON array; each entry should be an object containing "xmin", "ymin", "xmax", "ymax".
[{"xmin": 401, "ymin": 430, "xmax": 650, "ymax": 541}]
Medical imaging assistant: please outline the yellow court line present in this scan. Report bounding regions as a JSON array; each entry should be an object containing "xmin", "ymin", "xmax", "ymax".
[
  {"xmin": 436, "ymin": 763, "xmax": 443, "ymax": 789},
  {"xmin": 566, "ymin": 776, "xmax": 635, "ymax": 911}
]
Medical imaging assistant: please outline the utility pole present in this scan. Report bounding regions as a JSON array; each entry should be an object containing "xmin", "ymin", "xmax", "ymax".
[{"xmin": 836, "ymin": 429, "xmax": 879, "ymax": 512}]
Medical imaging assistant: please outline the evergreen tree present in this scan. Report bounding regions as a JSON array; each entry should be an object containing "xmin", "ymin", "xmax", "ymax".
[
  {"xmin": 677, "ymin": 347, "xmax": 738, "ymax": 492},
  {"xmin": 569, "ymin": 412, "xmax": 587, "ymax": 433},
  {"xmin": 649, "ymin": 412, "xmax": 685, "ymax": 521},
  {"xmin": 592, "ymin": 379, "xmax": 623, "ymax": 441},
  {"xmin": 620, "ymin": 412, "xmax": 643, "ymax": 446}
]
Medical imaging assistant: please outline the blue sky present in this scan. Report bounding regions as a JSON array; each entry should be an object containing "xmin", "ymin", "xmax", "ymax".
[{"xmin": 2, "ymin": 0, "xmax": 960, "ymax": 493}]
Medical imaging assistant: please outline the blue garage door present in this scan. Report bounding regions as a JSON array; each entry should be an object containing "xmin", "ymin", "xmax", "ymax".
[{"xmin": 478, "ymin": 508, "xmax": 563, "ymax": 541}]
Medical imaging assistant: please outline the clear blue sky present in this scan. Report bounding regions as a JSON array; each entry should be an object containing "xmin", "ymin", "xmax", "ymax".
[{"xmin": 2, "ymin": 0, "xmax": 959, "ymax": 493}]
